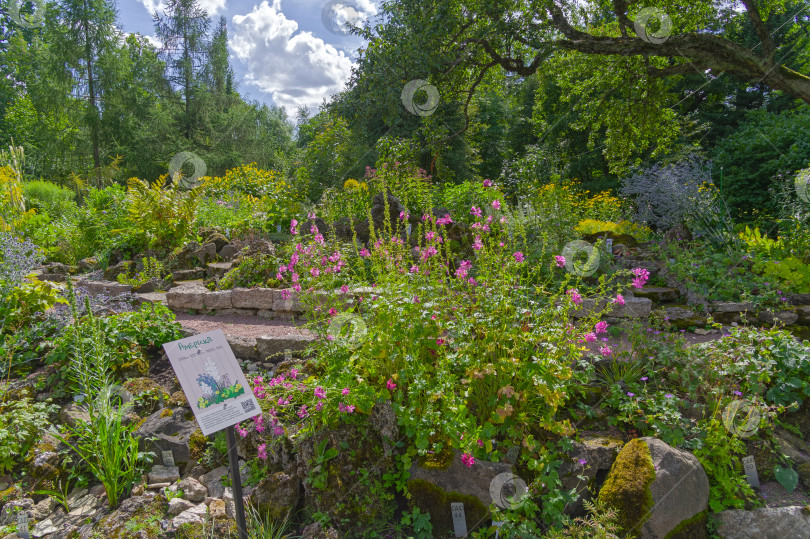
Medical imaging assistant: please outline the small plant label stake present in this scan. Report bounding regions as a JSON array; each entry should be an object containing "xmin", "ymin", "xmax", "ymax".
[
  {"xmin": 162, "ymin": 450, "xmax": 175, "ymax": 467},
  {"xmin": 163, "ymin": 329, "xmax": 259, "ymax": 539},
  {"xmin": 505, "ymin": 445, "xmax": 520, "ymax": 465},
  {"xmin": 451, "ymin": 502, "xmax": 468, "ymax": 537},
  {"xmin": 17, "ymin": 512, "xmax": 30, "ymax": 539},
  {"xmin": 605, "ymin": 238, "xmax": 614, "ymax": 254},
  {"xmin": 493, "ymin": 521, "xmax": 504, "ymax": 539},
  {"xmin": 742, "ymin": 455, "xmax": 760, "ymax": 489}
]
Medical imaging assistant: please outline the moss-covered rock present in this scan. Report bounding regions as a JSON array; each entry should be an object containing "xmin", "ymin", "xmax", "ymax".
[
  {"xmin": 598, "ymin": 438, "xmax": 655, "ymax": 537},
  {"xmin": 407, "ymin": 451, "xmax": 514, "ymax": 536},
  {"xmin": 296, "ymin": 421, "xmax": 396, "ymax": 536},
  {"xmin": 599, "ymin": 437, "xmax": 709, "ymax": 538}
]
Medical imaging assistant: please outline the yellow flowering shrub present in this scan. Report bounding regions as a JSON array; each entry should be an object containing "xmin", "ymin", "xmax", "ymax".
[
  {"xmin": 200, "ymin": 164, "xmax": 300, "ymax": 226},
  {"xmin": 575, "ymin": 219, "xmax": 653, "ymax": 241},
  {"xmin": 0, "ymin": 165, "xmax": 26, "ymax": 231}
]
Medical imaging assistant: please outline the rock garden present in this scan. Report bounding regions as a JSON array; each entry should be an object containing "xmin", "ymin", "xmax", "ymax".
[
  {"xmin": 4, "ymin": 156, "xmax": 810, "ymax": 539},
  {"xmin": 3, "ymin": 1, "xmax": 810, "ymax": 537}
]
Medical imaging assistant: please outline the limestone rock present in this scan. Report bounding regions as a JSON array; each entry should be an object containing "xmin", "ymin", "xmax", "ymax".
[
  {"xmin": 598, "ymin": 437, "xmax": 709, "ymax": 538},
  {"xmin": 232, "ymin": 287, "xmax": 275, "ymax": 309},
  {"xmin": 177, "ymin": 477, "xmax": 207, "ymax": 503},
  {"xmin": 204, "ymin": 232, "xmax": 229, "ymax": 252},
  {"xmin": 135, "ymin": 408, "xmax": 199, "ymax": 465},
  {"xmin": 249, "ymin": 472, "xmax": 299, "ymax": 520},
  {"xmin": 148, "ymin": 465, "xmax": 180, "ymax": 484},
  {"xmin": 715, "ymin": 506, "xmax": 810, "ymax": 538},
  {"xmin": 560, "ymin": 435, "xmax": 623, "ymax": 515},
  {"xmin": 203, "ymin": 290, "xmax": 233, "ymax": 310},
  {"xmin": 168, "ymin": 497, "xmax": 195, "ymax": 516},
  {"xmin": 256, "ymin": 334, "xmax": 313, "ymax": 362},
  {"xmin": 166, "ymin": 283, "xmax": 208, "ymax": 311},
  {"xmin": 226, "ymin": 335, "xmax": 258, "ymax": 361},
  {"xmin": 408, "ymin": 453, "xmax": 512, "ymax": 536},
  {"xmin": 219, "ymin": 244, "xmax": 239, "ymax": 261},
  {"xmin": 172, "ymin": 501, "xmax": 209, "ymax": 527},
  {"xmin": 103, "ymin": 260, "xmax": 132, "ymax": 281}
]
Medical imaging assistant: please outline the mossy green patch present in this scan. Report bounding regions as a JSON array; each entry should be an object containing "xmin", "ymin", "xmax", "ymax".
[
  {"xmin": 665, "ymin": 509, "xmax": 707, "ymax": 539},
  {"xmin": 407, "ymin": 478, "xmax": 488, "ymax": 537},
  {"xmin": 188, "ymin": 428, "xmax": 209, "ymax": 462},
  {"xmin": 597, "ymin": 438, "xmax": 656, "ymax": 538},
  {"xmin": 160, "ymin": 408, "xmax": 174, "ymax": 418}
]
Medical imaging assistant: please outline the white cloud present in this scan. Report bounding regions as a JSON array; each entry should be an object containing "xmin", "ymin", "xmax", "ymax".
[
  {"xmin": 230, "ymin": 0, "xmax": 355, "ymax": 112},
  {"xmin": 137, "ymin": 0, "xmax": 227, "ymax": 16}
]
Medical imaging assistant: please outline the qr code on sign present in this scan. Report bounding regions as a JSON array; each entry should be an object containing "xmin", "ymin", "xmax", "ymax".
[{"xmin": 241, "ymin": 399, "xmax": 256, "ymax": 413}]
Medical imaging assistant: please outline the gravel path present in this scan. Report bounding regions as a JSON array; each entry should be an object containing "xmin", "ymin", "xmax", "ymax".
[{"xmin": 175, "ymin": 312, "xmax": 314, "ymax": 338}]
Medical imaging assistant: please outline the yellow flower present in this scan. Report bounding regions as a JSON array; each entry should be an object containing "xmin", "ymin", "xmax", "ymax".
[{"xmin": 344, "ymin": 179, "xmax": 360, "ymax": 190}]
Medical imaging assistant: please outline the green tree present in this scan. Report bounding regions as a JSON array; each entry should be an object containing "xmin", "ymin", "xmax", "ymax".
[
  {"xmin": 55, "ymin": 0, "xmax": 118, "ymax": 171},
  {"xmin": 154, "ymin": 0, "xmax": 211, "ymax": 140}
]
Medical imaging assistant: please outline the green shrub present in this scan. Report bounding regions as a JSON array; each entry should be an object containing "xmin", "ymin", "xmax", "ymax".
[
  {"xmin": 0, "ymin": 397, "xmax": 58, "ymax": 472},
  {"xmin": 23, "ymin": 180, "xmax": 77, "ymax": 219}
]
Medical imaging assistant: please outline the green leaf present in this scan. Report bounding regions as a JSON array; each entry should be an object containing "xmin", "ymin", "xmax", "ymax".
[{"xmin": 774, "ymin": 465, "xmax": 799, "ymax": 492}]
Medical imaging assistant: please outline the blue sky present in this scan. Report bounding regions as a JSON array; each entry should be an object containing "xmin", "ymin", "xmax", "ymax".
[{"xmin": 117, "ymin": 0, "xmax": 377, "ymax": 116}]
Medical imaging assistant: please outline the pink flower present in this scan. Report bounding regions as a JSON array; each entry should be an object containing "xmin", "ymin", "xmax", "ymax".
[
  {"xmin": 613, "ymin": 294, "xmax": 625, "ymax": 306},
  {"xmin": 492, "ymin": 200, "xmax": 501, "ymax": 210},
  {"xmin": 461, "ymin": 453, "xmax": 475, "ymax": 467},
  {"xmin": 483, "ymin": 179, "xmax": 493, "ymax": 187},
  {"xmin": 236, "ymin": 424, "xmax": 248, "ymax": 438},
  {"xmin": 290, "ymin": 219, "xmax": 298, "ymax": 235},
  {"xmin": 342, "ymin": 387, "xmax": 350, "ymax": 396},
  {"xmin": 470, "ymin": 206, "xmax": 483, "ymax": 218},
  {"xmin": 584, "ymin": 332, "xmax": 597, "ymax": 342},
  {"xmin": 273, "ymin": 425, "xmax": 284, "ymax": 436},
  {"xmin": 340, "ymin": 284, "xmax": 349, "ymax": 294},
  {"xmin": 290, "ymin": 368, "xmax": 299, "ymax": 379},
  {"xmin": 567, "ymin": 288, "xmax": 583, "ymax": 305},
  {"xmin": 314, "ymin": 387, "xmax": 326, "ymax": 399},
  {"xmin": 473, "ymin": 236, "xmax": 483, "ymax": 250},
  {"xmin": 360, "ymin": 248, "xmax": 371, "ymax": 257},
  {"xmin": 513, "ymin": 252, "xmax": 525, "ymax": 263},
  {"xmin": 599, "ymin": 346, "xmax": 612, "ymax": 357},
  {"xmin": 437, "ymin": 214, "xmax": 453, "ymax": 226},
  {"xmin": 297, "ymin": 405, "xmax": 308, "ymax": 418},
  {"xmin": 477, "ymin": 439, "xmax": 483, "ymax": 448},
  {"xmin": 555, "ymin": 255, "xmax": 566, "ymax": 268},
  {"xmin": 386, "ymin": 379, "xmax": 396, "ymax": 391},
  {"xmin": 410, "ymin": 265, "xmax": 419, "ymax": 273},
  {"xmin": 257, "ymin": 443, "xmax": 267, "ymax": 460},
  {"xmin": 281, "ymin": 289, "xmax": 291, "ymax": 300},
  {"xmin": 399, "ymin": 211, "xmax": 407, "ymax": 220},
  {"xmin": 595, "ymin": 321, "xmax": 608, "ymax": 334},
  {"xmin": 338, "ymin": 402, "xmax": 355, "ymax": 413},
  {"xmin": 436, "ymin": 338, "xmax": 445, "ymax": 346},
  {"xmin": 631, "ymin": 268, "xmax": 650, "ymax": 289},
  {"xmin": 310, "ymin": 267, "xmax": 320, "ymax": 277},
  {"xmin": 315, "ymin": 401, "xmax": 323, "ymax": 411}
]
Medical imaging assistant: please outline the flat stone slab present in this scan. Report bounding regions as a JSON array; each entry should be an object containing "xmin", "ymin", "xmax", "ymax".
[
  {"xmin": 256, "ymin": 333, "xmax": 314, "ymax": 362},
  {"xmin": 232, "ymin": 287, "xmax": 275, "ymax": 310},
  {"xmin": 633, "ymin": 287, "xmax": 680, "ymax": 302},
  {"xmin": 715, "ymin": 506, "xmax": 810, "ymax": 538},
  {"xmin": 166, "ymin": 283, "xmax": 208, "ymax": 310},
  {"xmin": 135, "ymin": 292, "xmax": 167, "ymax": 306},
  {"xmin": 572, "ymin": 297, "xmax": 652, "ymax": 319},
  {"xmin": 710, "ymin": 301, "xmax": 755, "ymax": 313},
  {"xmin": 75, "ymin": 279, "xmax": 133, "ymax": 296}
]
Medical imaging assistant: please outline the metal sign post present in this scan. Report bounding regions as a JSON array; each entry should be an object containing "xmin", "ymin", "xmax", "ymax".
[{"xmin": 227, "ymin": 425, "xmax": 249, "ymax": 539}]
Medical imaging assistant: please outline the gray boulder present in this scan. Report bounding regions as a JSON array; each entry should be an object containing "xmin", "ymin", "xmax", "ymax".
[
  {"xmin": 715, "ymin": 506, "xmax": 810, "ymax": 538},
  {"xmin": 134, "ymin": 408, "xmax": 199, "ymax": 465}
]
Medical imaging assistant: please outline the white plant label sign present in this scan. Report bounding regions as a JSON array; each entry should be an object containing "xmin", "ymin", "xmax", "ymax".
[
  {"xmin": 162, "ymin": 450, "xmax": 175, "ymax": 467},
  {"xmin": 742, "ymin": 455, "xmax": 760, "ymax": 488},
  {"xmin": 451, "ymin": 502, "xmax": 467, "ymax": 537},
  {"xmin": 163, "ymin": 329, "xmax": 260, "ymax": 435},
  {"xmin": 17, "ymin": 512, "xmax": 29, "ymax": 539}
]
